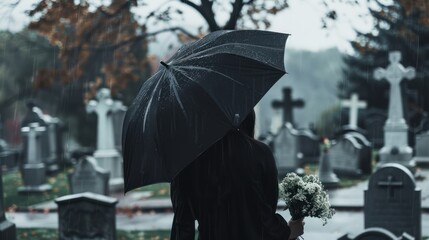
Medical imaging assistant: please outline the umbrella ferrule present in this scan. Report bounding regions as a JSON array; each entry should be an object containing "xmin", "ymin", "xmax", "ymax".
[
  {"xmin": 233, "ymin": 113, "xmax": 240, "ymax": 129},
  {"xmin": 160, "ymin": 61, "xmax": 169, "ymax": 69}
]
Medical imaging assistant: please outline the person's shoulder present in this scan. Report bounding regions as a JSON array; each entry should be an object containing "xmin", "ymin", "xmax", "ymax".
[{"xmin": 250, "ymin": 138, "xmax": 273, "ymax": 156}]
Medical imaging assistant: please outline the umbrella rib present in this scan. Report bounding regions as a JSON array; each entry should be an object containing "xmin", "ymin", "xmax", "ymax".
[
  {"xmin": 176, "ymin": 43, "xmax": 283, "ymax": 65},
  {"xmin": 175, "ymin": 65, "xmax": 265, "ymax": 96},
  {"xmin": 143, "ymin": 70, "xmax": 166, "ymax": 133},
  {"xmin": 167, "ymin": 70, "xmax": 187, "ymax": 117}
]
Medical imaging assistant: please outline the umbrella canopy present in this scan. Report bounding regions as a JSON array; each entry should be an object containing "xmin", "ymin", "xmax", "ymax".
[{"xmin": 123, "ymin": 30, "xmax": 289, "ymax": 192}]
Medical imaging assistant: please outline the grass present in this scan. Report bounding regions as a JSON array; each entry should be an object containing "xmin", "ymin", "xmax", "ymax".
[
  {"xmin": 3, "ymin": 169, "xmax": 70, "ymax": 209},
  {"xmin": 16, "ymin": 228, "xmax": 174, "ymax": 240},
  {"xmin": 132, "ymin": 183, "xmax": 170, "ymax": 198},
  {"xmin": 2, "ymin": 169, "xmax": 171, "ymax": 210}
]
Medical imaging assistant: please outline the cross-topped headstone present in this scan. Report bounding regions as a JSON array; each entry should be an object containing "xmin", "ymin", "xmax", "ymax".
[
  {"xmin": 374, "ymin": 51, "xmax": 415, "ymax": 125},
  {"xmin": 19, "ymin": 123, "xmax": 52, "ymax": 193},
  {"xmin": 0, "ymin": 168, "xmax": 17, "ymax": 239},
  {"xmin": 87, "ymin": 88, "xmax": 124, "ymax": 191},
  {"xmin": 377, "ymin": 175, "xmax": 403, "ymax": 199},
  {"xmin": 364, "ymin": 163, "xmax": 421, "ymax": 239},
  {"xmin": 373, "ymin": 51, "xmax": 416, "ymax": 169},
  {"xmin": 341, "ymin": 93, "xmax": 367, "ymax": 128},
  {"xmin": 87, "ymin": 88, "xmax": 123, "ymax": 150},
  {"xmin": 272, "ymin": 87, "xmax": 304, "ymax": 126},
  {"xmin": 21, "ymin": 123, "xmax": 46, "ymax": 164}
]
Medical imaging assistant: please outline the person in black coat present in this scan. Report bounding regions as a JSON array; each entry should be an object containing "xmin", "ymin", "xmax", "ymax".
[{"xmin": 170, "ymin": 110, "xmax": 304, "ymax": 240}]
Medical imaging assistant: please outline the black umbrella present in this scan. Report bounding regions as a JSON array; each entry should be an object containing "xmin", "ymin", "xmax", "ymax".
[{"xmin": 122, "ymin": 30, "xmax": 289, "ymax": 192}]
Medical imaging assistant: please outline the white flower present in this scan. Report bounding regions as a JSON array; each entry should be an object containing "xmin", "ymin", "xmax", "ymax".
[{"xmin": 280, "ymin": 174, "xmax": 335, "ymax": 225}]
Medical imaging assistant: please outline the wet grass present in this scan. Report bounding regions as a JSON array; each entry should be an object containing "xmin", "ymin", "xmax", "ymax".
[
  {"xmin": 2, "ymin": 169, "xmax": 171, "ymax": 210},
  {"xmin": 132, "ymin": 183, "xmax": 170, "ymax": 198},
  {"xmin": 2, "ymin": 169, "xmax": 70, "ymax": 209},
  {"xmin": 16, "ymin": 228, "xmax": 175, "ymax": 240}
]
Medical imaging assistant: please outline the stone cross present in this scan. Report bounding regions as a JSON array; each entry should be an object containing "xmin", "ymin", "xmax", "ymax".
[
  {"xmin": 272, "ymin": 87, "xmax": 304, "ymax": 125},
  {"xmin": 87, "ymin": 88, "xmax": 123, "ymax": 150},
  {"xmin": 0, "ymin": 166, "xmax": 5, "ymax": 221},
  {"xmin": 377, "ymin": 175, "xmax": 403, "ymax": 199},
  {"xmin": 341, "ymin": 93, "xmax": 367, "ymax": 128},
  {"xmin": 374, "ymin": 51, "xmax": 416, "ymax": 126},
  {"xmin": 21, "ymin": 123, "xmax": 46, "ymax": 164}
]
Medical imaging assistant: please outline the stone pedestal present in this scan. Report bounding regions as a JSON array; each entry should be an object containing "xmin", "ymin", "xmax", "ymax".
[
  {"xmin": 94, "ymin": 149, "xmax": 123, "ymax": 191},
  {"xmin": 373, "ymin": 51, "xmax": 416, "ymax": 171},
  {"xmin": 377, "ymin": 125, "xmax": 415, "ymax": 172},
  {"xmin": 0, "ymin": 221, "xmax": 16, "ymax": 240},
  {"xmin": 1, "ymin": 164, "xmax": 16, "ymax": 239},
  {"xmin": 18, "ymin": 163, "xmax": 52, "ymax": 193},
  {"xmin": 318, "ymin": 148, "xmax": 339, "ymax": 189}
]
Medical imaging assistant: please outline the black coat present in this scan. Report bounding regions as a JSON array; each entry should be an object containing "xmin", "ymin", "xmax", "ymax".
[{"xmin": 170, "ymin": 135, "xmax": 290, "ymax": 240}]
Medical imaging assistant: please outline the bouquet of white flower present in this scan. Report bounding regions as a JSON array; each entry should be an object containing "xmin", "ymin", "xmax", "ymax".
[{"xmin": 279, "ymin": 173, "xmax": 335, "ymax": 225}]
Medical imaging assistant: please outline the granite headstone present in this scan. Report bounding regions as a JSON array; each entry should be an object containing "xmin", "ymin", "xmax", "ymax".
[
  {"xmin": 273, "ymin": 123, "xmax": 298, "ymax": 178},
  {"xmin": 68, "ymin": 156, "xmax": 110, "ymax": 196},
  {"xmin": 413, "ymin": 131, "xmax": 429, "ymax": 166},
  {"xmin": 18, "ymin": 123, "xmax": 52, "ymax": 193},
  {"xmin": 338, "ymin": 227, "xmax": 414, "ymax": 240},
  {"xmin": 373, "ymin": 51, "xmax": 416, "ymax": 170},
  {"xmin": 0, "ymin": 167, "xmax": 17, "ymax": 239},
  {"xmin": 364, "ymin": 163, "xmax": 421, "ymax": 239},
  {"xmin": 56, "ymin": 192, "xmax": 118, "ymax": 240}
]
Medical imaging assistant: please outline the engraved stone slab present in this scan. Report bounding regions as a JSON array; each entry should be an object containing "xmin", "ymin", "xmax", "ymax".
[
  {"xmin": 364, "ymin": 163, "xmax": 421, "ymax": 239},
  {"xmin": 414, "ymin": 131, "xmax": 429, "ymax": 166},
  {"xmin": 68, "ymin": 156, "xmax": 110, "ymax": 196},
  {"xmin": 331, "ymin": 133, "xmax": 372, "ymax": 177},
  {"xmin": 55, "ymin": 192, "xmax": 118, "ymax": 240},
  {"xmin": 273, "ymin": 123, "xmax": 298, "ymax": 178},
  {"xmin": 338, "ymin": 227, "xmax": 414, "ymax": 240},
  {"xmin": 0, "ymin": 167, "xmax": 16, "ymax": 239}
]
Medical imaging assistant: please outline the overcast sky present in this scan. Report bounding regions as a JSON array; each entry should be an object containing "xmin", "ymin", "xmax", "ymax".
[{"xmin": 0, "ymin": 0, "xmax": 374, "ymax": 55}]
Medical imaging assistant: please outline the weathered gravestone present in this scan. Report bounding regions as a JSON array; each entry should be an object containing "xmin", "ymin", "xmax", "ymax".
[
  {"xmin": 68, "ymin": 156, "xmax": 110, "ymax": 196},
  {"xmin": 412, "ymin": 131, "xmax": 429, "ymax": 166},
  {"xmin": 56, "ymin": 192, "xmax": 118, "ymax": 240},
  {"xmin": 21, "ymin": 102, "xmax": 64, "ymax": 173},
  {"xmin": 341, "ymin": 93, "xmax": 367, "ymax": 129},
  {"xmin": 0, "ymin": 166, "xmax": 16, "ymax": 239},
  {"xmin": 87, "ymin": 88, "xmax": 123, "ymax": 190},
  {"xmin": 318, "ymin": 142, "xmax": 339, "ymax": 188},
  {"xmin": 18, "ymin": 123, "xmax": 52, "ymax": 193},
  {"xmin": 273, "ymin": 123, "xmax": 299, "ymax": 178},
  {"xmin": 295, "ymin": 128, "xmax": 320, "ymax": 165},
  {"xmin": 271, "ymin": 87, "xmax": 305, "ymax": 126},
  {"xmin": 364, "ymin": 109, "xmax": 387, "ymax": 149},
  {"xmin": 330, "ymin": 133, "xmax": 372, "ymax": 177},
  {"xmin": 338, "ymin": 227, "xmax": 414, "ymax": 240},
  {"xmin": 373, "ymin": 51, "xmax": 416, "ymax": 170},
  {"xmin": 0, "ymin": 139, "xmax": 19, "ymax": 170},
  {"xmin": 364, "ymin": 163, "xmax": 421, "ymax": 239},
  {"xmin": 111, "ymin": 103, "xmax": 127, "ymax": 151}
]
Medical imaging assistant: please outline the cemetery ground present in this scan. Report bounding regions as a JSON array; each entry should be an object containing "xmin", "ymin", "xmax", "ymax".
[{"xmin": 3, "ymin": 166, "xmax": 429, "ymax": 239}]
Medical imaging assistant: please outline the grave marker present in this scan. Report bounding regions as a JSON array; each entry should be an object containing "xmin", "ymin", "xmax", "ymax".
[
  {"xmin": 18, "ymin": 123, "xmax": 52, "ymax": 193},
  {"xmin": 0, "ymin": 167, "xmax": 16, "ymax": 239},
  {"xmin": 87, "ymin": 88, "xmax": 124, "ymax": 190},
  {"xmin": 364, "ymin": 163, "xmax": 421, "ymax": 239},
  {"xmin": 373, "ymin": 51, "xmax": 416, "ymax": 169},
  {"xmin": 413, "ymin": 131, "xmax": 429, "ymax": 166},
  {"xmin": 273, "ymin": 123, "xmax": 298, "ymax": 178},
  {"xmin": 68, "ymin": 156, "xmax": 110, "ymax": 195},
  {"xmin": 56, "ymin": 192, "xmax": 118, "ymax": 240},
  {"xmin": 341, "ymin": 93, "xmax": 367, "ymax": 129},
  {"xmin": 272, "ymin": 87, "xmax": 304, "ymax": 126}
]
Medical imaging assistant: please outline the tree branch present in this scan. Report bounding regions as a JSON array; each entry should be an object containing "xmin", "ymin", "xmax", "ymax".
[
  {"xmin": 89, "ymin": 26, "xmax": 200, "ymax": 51},
  {"xmin": 180, "ymin": 0, "xmax": 220, "ymax": 31},
  {"xmin": 224, "ymin": 0, "xmax": 245, "ymax": 30}
]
